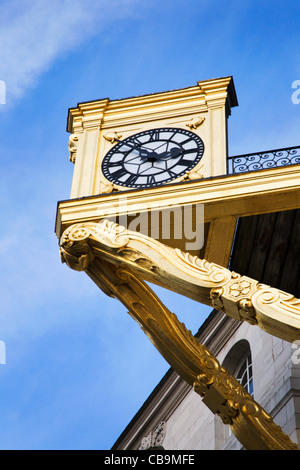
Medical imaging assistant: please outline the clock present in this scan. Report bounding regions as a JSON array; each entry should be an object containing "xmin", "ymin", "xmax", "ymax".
[{"xmin": 101, "ymin": 127, "xmax": 204, "ymax": 189}]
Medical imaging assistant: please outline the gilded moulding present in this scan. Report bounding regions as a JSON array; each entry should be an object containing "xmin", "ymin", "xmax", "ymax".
[{"xmin": 59, "ymin": 224, "xmax": 298, "ymax": 450}]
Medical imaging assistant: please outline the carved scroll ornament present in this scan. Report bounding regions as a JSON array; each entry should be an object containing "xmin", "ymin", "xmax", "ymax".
[
  {"xmin": 68, "ymin": 134, "xmax": 79, "ymax": 163},
  {"xmin": 59, "ymin": 220, "xmax": 299, "ymax": 450},
  {"xmin": 60, "ymin": 220, "xmax": 300, "ymax": 343}
]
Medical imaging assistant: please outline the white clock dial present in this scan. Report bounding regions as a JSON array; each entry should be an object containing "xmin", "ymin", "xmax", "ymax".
[{"xmin": 102, "ymin": 127, "xmax": 204, "ymax": 189}]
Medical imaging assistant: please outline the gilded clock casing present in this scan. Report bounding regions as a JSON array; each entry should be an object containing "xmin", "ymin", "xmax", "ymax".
[{"xmin": 67, "ymin": 77, "xmax": 237, "ymax": 198}]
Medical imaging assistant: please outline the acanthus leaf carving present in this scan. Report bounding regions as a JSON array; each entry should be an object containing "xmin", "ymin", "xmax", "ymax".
[{"xmin": 61, "ymin": 220, "xmax": 129, "ymax": 250}]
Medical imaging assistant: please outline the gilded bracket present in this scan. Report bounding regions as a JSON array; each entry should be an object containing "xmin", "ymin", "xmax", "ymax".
[
  {"xmin": 60, "ymin": 220, "xmax": 300, "ymax": 343},
  {"xmin": 59, "ymin": 220, "xmax": 300, "ymax": 450}
]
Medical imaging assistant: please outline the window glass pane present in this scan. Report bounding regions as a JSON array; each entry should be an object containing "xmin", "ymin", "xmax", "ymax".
[{"xmin": 236, "ymin": 353, "xmax": 253, "ymax": 396}]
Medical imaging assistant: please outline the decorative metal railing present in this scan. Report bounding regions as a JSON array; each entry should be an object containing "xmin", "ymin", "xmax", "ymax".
[{"xmin": 227, "ymin": 145, "xmax": 300, "ymax": 174}]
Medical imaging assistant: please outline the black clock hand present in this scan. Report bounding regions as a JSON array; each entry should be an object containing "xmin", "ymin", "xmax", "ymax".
[
  {"xmin": 114, "ymin": 138, "xmax": 157, "ymax": 159},
  {"xmin": 156, "ymin": 147, "xmax": 182, "ymax": 160}
]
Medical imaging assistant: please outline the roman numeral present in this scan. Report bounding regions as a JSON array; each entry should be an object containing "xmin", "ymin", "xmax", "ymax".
[
  {"xmin": 180, "ymin": 158, "xmax": 195, "ymax": 165},
  {"xmin": 125, "ymin": 174, "xmax": 138, "ymax": 185},
  {"xmin": 130, "ymin": 137, "xmax": 142, "ymax": 146},
  {"xmin": 168, "ymin": 131, "xmax": 177, "ymax": 141},
  {"xmin": 110, "ymin": 167, "xmax": 127, "ymax": 179},
  {"xmin": 167, "ymin": 170, "xmax": 178, "ymax": 178},
  {"xmin": 180, "ymin": 137, "xmax": 193, "ymax": 145},
  {"xmin": 148, "ymin": 130, "xmax": 160, "ymax": 141},
  {"xmin": 147, "ymin": 175, "xmax": 156, "ymax": 186}
]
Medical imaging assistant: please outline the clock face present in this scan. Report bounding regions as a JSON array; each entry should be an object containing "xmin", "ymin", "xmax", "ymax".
[{"xmin": 101, "ymin": 127, "xmax": 204, "ymax": 189}]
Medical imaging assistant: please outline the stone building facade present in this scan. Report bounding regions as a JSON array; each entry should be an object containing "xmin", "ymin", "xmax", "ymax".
[{"xmin": 112, "ymin": 309, "xmax": 300, "ymax": 450}]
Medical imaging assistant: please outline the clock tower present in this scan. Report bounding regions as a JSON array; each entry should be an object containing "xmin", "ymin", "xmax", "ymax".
[{"xmin": 67, "ymin": 76, "xmax": 237, "ymax": 198}]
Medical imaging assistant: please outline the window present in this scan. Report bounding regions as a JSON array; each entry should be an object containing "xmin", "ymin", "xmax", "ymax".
[
  {"xmin": 235, "ymin": 351, "xmax": 253, "ymax": 396},
  {"xmin": 215, "ymin": 340, "xmax": 254, "ymax": 449},
  {"xmin": 222, "ymin": 339, "xmax": 254, "ymax": 397}
]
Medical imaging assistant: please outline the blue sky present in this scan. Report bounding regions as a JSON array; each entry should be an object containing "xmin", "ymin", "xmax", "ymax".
[{"xmin": 0, "ymin": 0, "xmax": 299, "ymax": 450}]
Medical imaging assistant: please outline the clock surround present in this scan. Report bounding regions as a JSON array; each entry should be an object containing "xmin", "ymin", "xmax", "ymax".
[{"xmin": 101, "ymin": 127, "xmax": 205, "ymax": 189}]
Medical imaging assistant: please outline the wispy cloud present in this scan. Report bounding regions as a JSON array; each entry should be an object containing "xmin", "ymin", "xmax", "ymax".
[{"xmin": 0, "ymin": 0, "xmax": 143, "ymax": 104}]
